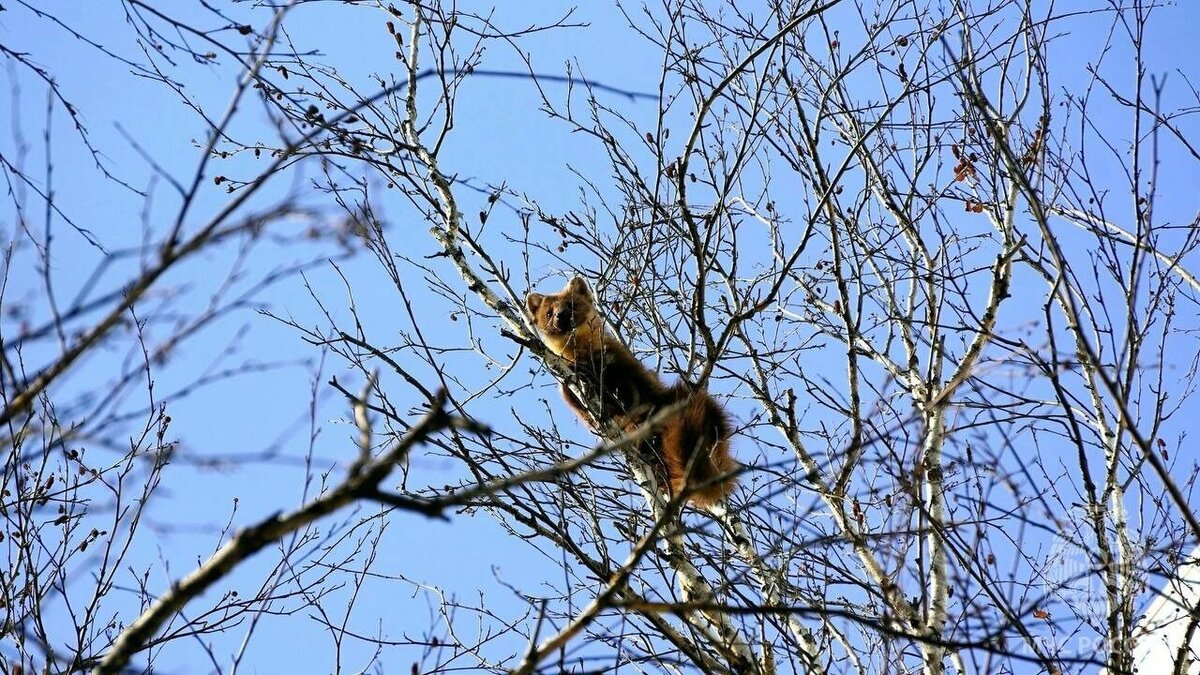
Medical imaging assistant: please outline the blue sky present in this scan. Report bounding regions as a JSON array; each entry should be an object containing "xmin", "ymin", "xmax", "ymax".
[{"xmin": 4, "ymin": 0, "xmax": 1200, "ymax": 672}]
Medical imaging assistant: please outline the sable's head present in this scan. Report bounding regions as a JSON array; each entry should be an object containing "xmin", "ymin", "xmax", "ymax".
[{"xmin": 525, "ymin": 276, "xmax": 600, "ymax": 358}]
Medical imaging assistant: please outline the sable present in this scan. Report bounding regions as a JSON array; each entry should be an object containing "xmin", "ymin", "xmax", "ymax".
[{"xmin": 526, "ymin": 276, "xmax": 737, "ymax": 508}]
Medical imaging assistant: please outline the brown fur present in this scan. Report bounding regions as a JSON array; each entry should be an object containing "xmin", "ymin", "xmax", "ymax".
[{"xmin": 526, "ymin": 277, "xmax": 737, "ymax": 508}]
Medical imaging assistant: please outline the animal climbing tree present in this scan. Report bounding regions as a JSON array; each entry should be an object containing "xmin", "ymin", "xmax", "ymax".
[{"xmin": 2, "ymin": 1, "xmax": 1197, "ymax": 674}]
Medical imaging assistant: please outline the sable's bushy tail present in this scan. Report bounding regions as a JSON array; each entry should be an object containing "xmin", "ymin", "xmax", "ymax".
[{"xmin": 661, "ymin": 385, "xmax": 738, "ymax": 508}]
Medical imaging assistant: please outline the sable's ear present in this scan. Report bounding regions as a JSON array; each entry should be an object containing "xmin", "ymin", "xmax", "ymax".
[
  {"xmin": 567, "ymin": 276, "xmax": 591, "ymax": 297},
  {"xmin": 526, "ymin": 292, "xmax": 545, "ymax": 314}
]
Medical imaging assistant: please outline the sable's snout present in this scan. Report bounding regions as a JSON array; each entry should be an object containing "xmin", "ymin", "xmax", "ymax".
[{"xmin": 554, "ymin": 304, "xmax": 576, "ymax": 333}]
